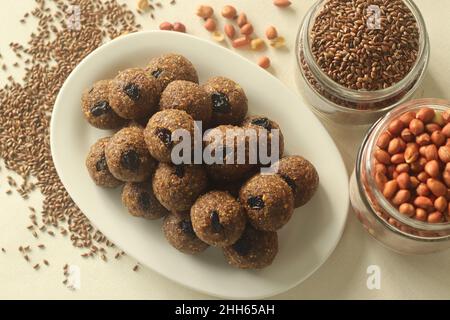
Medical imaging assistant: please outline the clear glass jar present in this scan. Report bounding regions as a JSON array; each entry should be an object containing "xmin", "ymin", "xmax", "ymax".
[
  {"xmin": 350, "ymin": 99, "xmax": 450, "ymax": 255},
  {"xmin": 295, "ymin": 0, "xmax": 430, "ymax": 126}
]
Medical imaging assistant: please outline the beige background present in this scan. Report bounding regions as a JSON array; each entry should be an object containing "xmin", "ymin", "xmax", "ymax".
[{"xmin": 1, "ymin": 0, "xmax": 449, "ymax": 299}]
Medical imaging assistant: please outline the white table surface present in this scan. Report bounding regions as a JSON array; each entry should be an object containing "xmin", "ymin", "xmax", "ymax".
[{"xmin": 1, "ymin": 0, "xmax": 449, "ymax": 300}]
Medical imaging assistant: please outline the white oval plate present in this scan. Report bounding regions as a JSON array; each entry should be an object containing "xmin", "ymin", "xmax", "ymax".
[{"xmin": 50, "ymin": 31, "xmax": 349, "ymax": 299}]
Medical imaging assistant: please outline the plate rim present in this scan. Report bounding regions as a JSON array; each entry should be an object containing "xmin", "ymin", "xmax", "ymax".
[{"xmin": 50, "ymin": 30, "xmax": 350, "ymax": 299}]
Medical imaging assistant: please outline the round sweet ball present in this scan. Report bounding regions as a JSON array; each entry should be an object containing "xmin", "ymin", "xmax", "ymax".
[
  {"xmin": 121, "ymin": 179, "xmax": 169, "ymax": 220},
  {"xmin": 145, "ymin": 53, "xmax": 199, "ymax": 92},
  {"xmin": 239, "ymin": 174, "xmax": 294, "ymax": 231},
  {"xmin": 105, "ymin": 126, "xmax": 157, "ymax": 182},
  {"xmin": 191, "ymin": 191, "xmax": 246, "ymax": 247},
  {"xmin": 144, "ymin": 109, "xmax": 196, "ymax": 163},
  {"xmin": 109, "ymin": 68, "xmax": 159, "ymax": 120},
  {"xmin": 85, "ymin": 137, "xmax": 123, "ymax": 188},
  {"xmin": 159, "ymin": 80, "xmax": 212, "ymax": 127},
  {"xmin": 81, "ymin": 80, "xmax": 126, "ymax": 129},
  {"xmin": 223, "ymin": 224, "xmax": 278, "ymax": 269},
  {"xmin": 241, "ymin": 115, "xmax": 285, "ymax": 162},
  {"xmin": 152, "ymin": 163, "xmax": 208, "ymax": 212},
  {"xmin": 203, "ymin": 125, "xmax": 256, "ymax": 183},
  {"xmin": 162, "ymin": 213, "xmax": 209, "ymax": 255},
  {"xmin": 203, "ymin": 76, "xmax": 248, "ymax": 126},
  {"xmin": 274, "ymin": 156, "xmax": 319, "ymax": 208}
]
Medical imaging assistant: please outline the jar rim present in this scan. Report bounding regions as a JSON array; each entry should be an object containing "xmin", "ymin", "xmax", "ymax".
[
  {"xmin": 356, "ymin": 98, "xmax": 450, "ymax": 240},
  {"xmin": 296, "ymin": 0, "xmax": 430, "ymax": 111}
]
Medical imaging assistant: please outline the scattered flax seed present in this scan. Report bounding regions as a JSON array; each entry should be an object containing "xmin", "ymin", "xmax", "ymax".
[
  {"xmin": 24, "ymin": 255, "xmax": 30, "ymax": 262},
  {"xmin": 47, "ymin": 231, "xmax": 55, "ymax": 237},
  {"xmin": 19, "ymin": 246, "xmax": 23, "ymax": 252},
  {"xmin": 33, "ymin": 263, "xmax": 40, "ymax": 270},
  {"xmin": 133, "ymin": 264, "xmax": 139, "ymax": 272},
  {"xmin": 63, "ymin": 279, "xmax": 68, "ymax": 285},
  {"xmin": 13, "ymin": 62, "xmax": 19, "ymax": 67},
  {"xmin": 43, "ymin": 259, "xmax": 49, "ymax": 266},
  {"xmin": 0, "ymin": 0, "xmax": 139, "ymax": 260},
  {"xmin": 114, "ymin": 252, "xmax": 121, "ymax": 259},
  {"xmin": 32, "ymin": 231, "xmax": 38, "ymax": 238},
  {"xmin": 38, "ymin": 244, "xmax": 45, "ymax": 249},
  {"xmin": 101, "ymin": 254, "xmax": 107, "ymax": 262},
  {"xmin": 63, "ymin": 264, "xmax": 68, "ymax": 271},
  {"xmin": 1, "ymin": 248, "xmax": 6, "ymax": 253}
]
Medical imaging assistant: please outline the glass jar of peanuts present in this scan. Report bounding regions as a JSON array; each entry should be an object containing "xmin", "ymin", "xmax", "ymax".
[
  {"xmin": 350, "ymin": 99, "xmax": 450, "ymax": 254},
  {"xmin": 295, "ymin": 0, "xmax": 430, "ymax": 125}
]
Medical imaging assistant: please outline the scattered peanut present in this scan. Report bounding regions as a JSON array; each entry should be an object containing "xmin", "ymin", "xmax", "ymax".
[
  {"xmin": 251, "ymin": 38, "xmax": 265, "ymax": 51},
  {"xmin": 204, "ymin": 18, "xmax": 216, "ymax": 32},
  {"xmin": 224, "ymin": 24, "xmax": 235, "ymax": 39},
  {"xmin": 258, "ymin": 56, "xmax": 271, "ymax": 69},
  {"xmin": 265, "ymin": 26, "xmax": 278, "ymax": 40},
  {"xmin": 159, "ymin": 21, "xmax": 173, "ymax": 31},
  {"xmin": 221, "ymin": 5, "xmax": 237, "ymax": 19},
  {"xmin": 240, "ymin": 23, "xmax": 254, "ymax": 36},
  {"xmin": 173, "ymin": 22, "xmax": 186, "ymax": 33},
  {"xmin": 237, "ymin": 13, "xmax": 247, "ymax": 28},
  {"xmin": 273, "ymin": 0, "xmax": 292, "ymax": 8},
  {"xmin": 197, "ymin": 5, "xmax": 214, "ymax": 19},
  {"xmin": 232, "ymin": 36, "xmax": 251, "ymax": 48}
]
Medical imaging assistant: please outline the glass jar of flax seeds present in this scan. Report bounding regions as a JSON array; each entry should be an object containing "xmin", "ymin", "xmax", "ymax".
[{"xmin": 295, "ymin": 0, "xmax": 430, "ymax": 125}]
